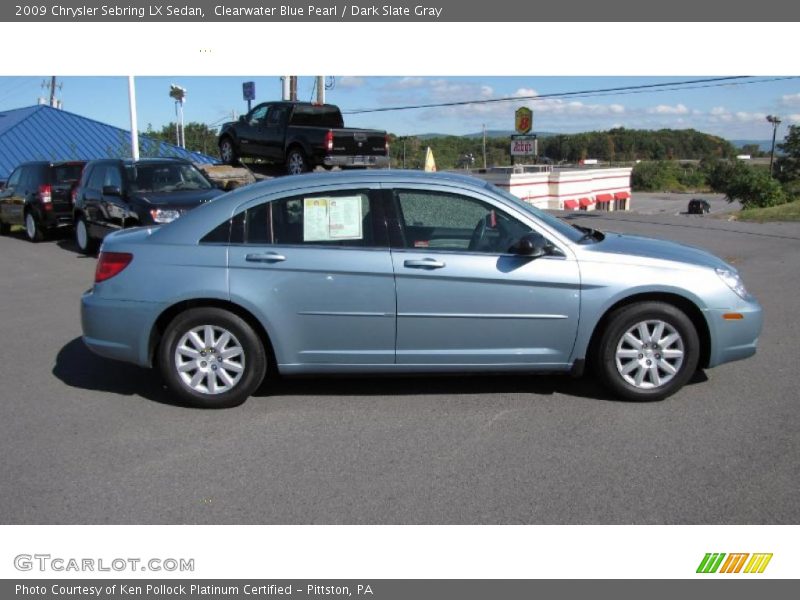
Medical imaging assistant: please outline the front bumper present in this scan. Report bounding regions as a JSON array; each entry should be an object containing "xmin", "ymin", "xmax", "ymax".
[
  {"xmin": 705, "ymin": 300, "xmax": 763, "ymax": 368},
  {"xmin": 81, "ymin": 290, "xmax": 161, "ymax": 367},
  {"xmin": 323, "ymin": 155, "xmax": 389, "ymax": 168}
]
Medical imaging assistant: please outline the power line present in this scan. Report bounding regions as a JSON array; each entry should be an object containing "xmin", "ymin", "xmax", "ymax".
[{"xmin": 342, "ymin": 76, "xmax": 799, "ymax": 115}]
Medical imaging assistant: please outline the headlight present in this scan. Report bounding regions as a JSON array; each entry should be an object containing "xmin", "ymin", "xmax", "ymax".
[
  {"xmin": 716, "ymin": 268, "xmax": 749, "ymax": 299},
  {"xmin": 149, "ymin": 208, "xmax": 181, "ymax": 224}
]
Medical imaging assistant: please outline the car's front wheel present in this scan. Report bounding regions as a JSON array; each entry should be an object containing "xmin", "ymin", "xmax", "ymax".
[
  {"xmin": 75, "ymin": 215, "xmax": 98, "ymax": 255},
  {"xmin": 158, "ymin": 307, "xmax": 267, "ymax": 408},
  {"xmin": 594, "ymin": 301, "xmax": 699, "ymax": 401}
]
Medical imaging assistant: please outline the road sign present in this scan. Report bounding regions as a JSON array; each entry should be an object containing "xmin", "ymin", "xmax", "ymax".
[
  {"xmin": 511, "ymin": 134, "xmax": 537, "ymax": 156},
  {"xmin": 515, "ymin": 107, "xmax": 533, "ymax": 134},
  {"xmin": 242, "ymin": 81, "xmax": 256, "ymax": 101}
]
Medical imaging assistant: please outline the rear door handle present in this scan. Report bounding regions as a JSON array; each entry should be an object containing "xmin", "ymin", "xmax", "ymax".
[
  {"xmin": 246, "ymin": 252, "xmax": 286, "ymax": 263},
  {"xmin": 404, "ymin": 258, "xmax": 446, "ymax": 269}
]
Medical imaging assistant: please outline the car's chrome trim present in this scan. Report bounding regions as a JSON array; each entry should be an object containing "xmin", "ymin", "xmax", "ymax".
[
  {"xmin": 398, "ymin": 312, "xmax": 568, "ymax": 319},
  {"xmin": 297, "ymin": 311, "xmax": 395, "ymax": 317}
]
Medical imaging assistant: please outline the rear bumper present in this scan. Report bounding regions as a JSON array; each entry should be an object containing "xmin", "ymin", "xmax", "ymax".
[
  {"xmin": 37, "ymin": 205, "xmax": 73, "ymax": 229},
  {"xmin": 323, "ymin": 155, "xmax": 389, "ymax": 168},
  {"xmin": 81, "ymin": 290, "xmax": 161, "ymax": 367},
  {"xmin": 705, "ymin": 300, "xmax": 763, "ymax": 368}
]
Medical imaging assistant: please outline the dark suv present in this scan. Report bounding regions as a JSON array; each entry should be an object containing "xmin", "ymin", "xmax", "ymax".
[
  {"xmin": 72, "ymin": 158, "xmax": 224, "ymax": 254},
  {"xmin": 0, "ymin": 161, "xmax": 86, "ymax": 241}
]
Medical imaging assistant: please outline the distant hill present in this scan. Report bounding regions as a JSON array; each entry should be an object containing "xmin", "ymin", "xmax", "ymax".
[
  {"xmin": 415, "ymin": 130, "xmax": 558, "ymax": 140},
  {"xmin": 730, "ymin": 139, "xmax": 773, "ymax": 152}
]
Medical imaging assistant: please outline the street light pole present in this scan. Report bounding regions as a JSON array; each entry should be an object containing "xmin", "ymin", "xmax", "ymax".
[{"xmin": 767, "ymin": 115, "xmax": 782, "ymax": 177}]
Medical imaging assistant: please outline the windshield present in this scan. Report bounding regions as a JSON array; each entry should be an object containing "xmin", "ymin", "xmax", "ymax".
[
  {"xmin": 125, "ymin": 163, "xmax": 212, "ymax": 193},
  {"xmin": 488, "ymin": 182, "xmax": 592, "ymax": 243}
]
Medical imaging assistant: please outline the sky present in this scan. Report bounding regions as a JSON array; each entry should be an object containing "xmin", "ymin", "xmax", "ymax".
[{"xmin": 1, "ymin": 75, "xmax": 799, "ymax": 141}]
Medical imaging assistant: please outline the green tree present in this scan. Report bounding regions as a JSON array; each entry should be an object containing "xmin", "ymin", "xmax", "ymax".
[
  {"xmin": 147, "ymin": 122, "xmax": 220, "ymax": 157},
  {"xmin": 709, "ymin": 161, "xmax": 786, "ymax": 208},
  {"xmin": 776, "ymin": 125, "xmax": 800, "ymax": 183}
]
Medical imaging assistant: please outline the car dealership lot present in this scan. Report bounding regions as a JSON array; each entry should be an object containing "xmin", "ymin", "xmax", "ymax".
[{"xmin": 1, "ymin": 209, "xmax": 798, "ymax": 524}]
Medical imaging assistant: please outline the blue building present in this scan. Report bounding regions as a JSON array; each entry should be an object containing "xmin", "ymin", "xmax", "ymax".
[{"xmin": 0, "ymin": 105, "xmax": 217, "ymax": 180}]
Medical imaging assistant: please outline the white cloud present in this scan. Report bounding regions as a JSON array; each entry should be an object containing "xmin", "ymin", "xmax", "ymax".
[
  {"xmin": 781, "ymin": 93, "xmax": 800, "ymax": 106},
  {"xmin": 788, "ymin": 114, "xmax": 800, "ymax": 123},
  {"xmin": 647, "ymin": 104, "xmax": 689, "ymax": 115},
  {"xmin": 384, "ymin": 77, "xmax": 427, "ymax": 90},
  {"xmin": 337, "ymin": 77, "xmax": 365, "ymax": 89}
]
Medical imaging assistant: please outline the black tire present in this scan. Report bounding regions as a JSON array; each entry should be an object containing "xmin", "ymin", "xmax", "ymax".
[
  {"xmin": 286, "ymin": 148, "xmax": 308, "ymax": 175},
  {"xmin": 593, "ymin": 301, "xmax": 699, "ymax": 401},
  {"xmin": 24, "ymin": 211, "xmax": 44, "ymax": 242},
  {"xmin": 219, "ymin": 137, "xmax": 238, "ymax": 165},
  {"xmin": 158, "ymin": 307, "xmax": 267, "ymax": 408},
  {"xmin": 74, "ymin": 214, "xmax": 98, "ymax": 255}
]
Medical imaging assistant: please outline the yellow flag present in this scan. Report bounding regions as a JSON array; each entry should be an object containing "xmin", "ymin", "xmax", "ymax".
[{"xmin": 424, "ymin": 147, "xmax": 437, "ymax": 172}]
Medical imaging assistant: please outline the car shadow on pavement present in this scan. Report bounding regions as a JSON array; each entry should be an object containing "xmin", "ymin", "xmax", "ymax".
[
  {"xmin": 56, "ymin": 238, "xmax": 96, "ymax": 257},
  {"xmin": 258, "ymin": 372, "xmax": 646, "ymax": 403},
  {"xmin": 55, "ymin": 337, "xmax": 707, "ymax": 407},
  {"xmin": 53, "ymin": 337, "xmax": 181, "ymax": 407}
]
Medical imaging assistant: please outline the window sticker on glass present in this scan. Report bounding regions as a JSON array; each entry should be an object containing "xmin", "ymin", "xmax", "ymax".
[{"xmin": 303, "ymin": 195, "xmax": 363, "ymax": 241}]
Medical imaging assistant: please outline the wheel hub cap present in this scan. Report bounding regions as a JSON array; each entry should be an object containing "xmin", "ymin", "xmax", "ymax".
[
  {"xmin": 615, "ymin": 319, "xmax": 684, "ymax": 390},
  {"xmin": 174, "ymin": 325, "xmax": 245, "ymax": 395}
]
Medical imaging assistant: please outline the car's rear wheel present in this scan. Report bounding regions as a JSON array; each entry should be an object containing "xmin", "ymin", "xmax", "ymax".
[
  {"xmin": 25, "ymin": 211, "xmax": 44, "ymax": 242},
  {"xmin": 158, "ymin": 307, "xmax": 266, "ymax": 408},
  {"xmin": 286, "ymin": 148, "xmax": 308, "ymax": 175},
  {"xmin": 75, "ymin": 215, "xmax": 98, "ymax": 255},
  {"xmin": 219, "ymin": 137, "xmax": 238, "ymax": 165},
  {"xmin": 594, "ymin": 301, "xmax": 699, "ymax": 401}
]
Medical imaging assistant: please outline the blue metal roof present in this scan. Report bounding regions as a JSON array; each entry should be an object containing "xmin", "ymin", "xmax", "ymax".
[{"xmin": 0, "ymin": 105, "xmax": 218, "ymax": 180}]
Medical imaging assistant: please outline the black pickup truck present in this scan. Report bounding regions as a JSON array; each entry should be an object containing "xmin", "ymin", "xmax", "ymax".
[{"xmin": 218, "ymin": 101, "xmax": 389, "ymax": 175}]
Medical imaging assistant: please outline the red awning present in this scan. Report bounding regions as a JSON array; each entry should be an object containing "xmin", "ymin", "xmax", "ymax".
[
  {"xmin": 596, "ymin": 193, "xmax": 613, "ymax": 202},
  {"xmin": 614, "ymin": 191, "xmax": 630, "ymax": 199},
  {"xmin": 563, "ymin": 199, "xmax": 579, "ymax": 209},
  {"xmin": 579, "ymin": 197, "xmax": 594, "ymax": 207}
]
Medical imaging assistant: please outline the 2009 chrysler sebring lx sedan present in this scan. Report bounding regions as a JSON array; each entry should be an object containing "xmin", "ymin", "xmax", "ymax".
[{"xmin": 81, "ymin": 171, "xmax": 762, "ymax": 408}]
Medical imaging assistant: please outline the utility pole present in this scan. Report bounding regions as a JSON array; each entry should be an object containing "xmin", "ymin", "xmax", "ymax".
[
  {"xmin": 128, "ymin": 76, "xmax": 139, "ymax": 160},
  {"xmin": 482, "ymin": 124, "xmax": 487, "ymax": 169},
  {"xmin": 290, "ymin": 76, "xmax": 298, "ymax": 101},
  {"xmin": 316, "ymin": 76, "xmax": 325, "ymax": 104},
  {"xmin": 767, "ymin": 115, "xmax": 782, "ymax": 177}
]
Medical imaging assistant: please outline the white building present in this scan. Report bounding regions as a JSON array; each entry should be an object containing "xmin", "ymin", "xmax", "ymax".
[{"xmin": 472, "ymin": 165, "xmax": 633, "ymax": 212}]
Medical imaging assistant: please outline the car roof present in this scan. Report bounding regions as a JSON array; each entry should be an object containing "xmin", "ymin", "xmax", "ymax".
[{"xmin": 154, "ymin": 170, "xmax": 497, "ymax": 243}]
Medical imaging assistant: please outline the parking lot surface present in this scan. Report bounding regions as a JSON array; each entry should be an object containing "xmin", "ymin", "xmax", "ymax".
[{"xmin": 1, "ymin": 203, "xmax": 798, "ymax": 524}]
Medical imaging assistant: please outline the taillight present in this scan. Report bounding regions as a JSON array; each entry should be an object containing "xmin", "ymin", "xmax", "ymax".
[
  {"xmin": 71, "ymin": 186, "xmax": 78, "ymax": 204},
  {"xmin": 325, "ymin": 129, "xmax": 334, "ymax": 152},
  {"xmin": 95, "ymin": 252, "xmax": 133, "ymax": 283},
  {"xmin": 38, "ymin": 184, "xmax": 52, "ymax": 203}
]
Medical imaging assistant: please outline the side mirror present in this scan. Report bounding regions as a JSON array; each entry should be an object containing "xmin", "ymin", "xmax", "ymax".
[
  {"xmin": 510, "ymin": 232, "xmax": 551, "ymax": 258},
  {"xmin": 102, "ymin": 185, "xmax": 122, "ymax": 196},
  {"xmin": 238, "ymin": 115, "xmax": 246, "ymax": 123}
]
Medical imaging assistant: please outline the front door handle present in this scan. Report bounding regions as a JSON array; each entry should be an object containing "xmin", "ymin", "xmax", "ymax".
[
  {"xmin": 246, "ymin": 252, "xmax": 286, "ymax": 263},
  {"xmin": 404, "ymin": 258, "xmax": 446, "ymax": 269}
]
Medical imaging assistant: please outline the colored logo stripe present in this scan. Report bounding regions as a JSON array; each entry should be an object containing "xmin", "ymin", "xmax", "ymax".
[
  {"xmin": 744, "ymin": 553, "xmax": 773, "ymax": 573},
  {"xmin": 697, "ymin": 553, "xmax": 773, "ymax": 574},
  {"xmin": 697, "ymin": 553, "xmax": 726, "ymax": 573}
]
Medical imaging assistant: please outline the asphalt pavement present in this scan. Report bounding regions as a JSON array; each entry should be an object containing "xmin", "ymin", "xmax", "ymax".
[{"xmin": 0, "ymin": 205, "xmax": 798, "ymax": 524}]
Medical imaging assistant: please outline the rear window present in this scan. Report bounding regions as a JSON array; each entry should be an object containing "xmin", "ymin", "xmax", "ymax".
[
  {"xmin": 289, "ymin": 105, "xmax": 344, "ymax": 128},
  {"xmin": 51, "ymin": 164, "xmax": 84, "ymax": 185}
]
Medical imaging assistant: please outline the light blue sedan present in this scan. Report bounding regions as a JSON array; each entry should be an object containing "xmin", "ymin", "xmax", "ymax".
[{"xmin": 81, "ymin": 171, "xmax": 762, "ymax": 408}]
